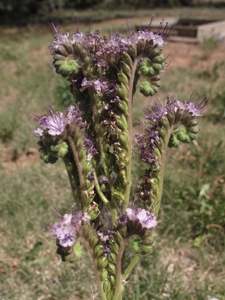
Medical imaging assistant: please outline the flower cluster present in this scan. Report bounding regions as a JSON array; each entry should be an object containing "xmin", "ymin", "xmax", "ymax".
[
  {"xmin": 50, "ymin": 25, "xmax": 166, "ymax": 71},
  {"xmin": 144, "ymin": 95, "xmax": 207, "ymax": 124},
  {"xmin": 135, "ymin": 95, "xmax": 207, "ymax": 166}
]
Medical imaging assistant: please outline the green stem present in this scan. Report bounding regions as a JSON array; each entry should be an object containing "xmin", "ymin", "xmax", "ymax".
[
  {"xmin": 122, "ymin": 253, "xmax": 140, "ymax": 280},
  {"xmin": 113, "ymin": 240, "xmax": 126, "ymax": 300},
  {"xmin": 63, "ymin": 157, "xmax": 76, "ymax": 202},
  {"xmin": 153, "ymin": 128, "xmax": 173, "ymax": 216},
  {"xmin": 94, "ymin": 171, "xmax": 110, "ymax": 205},
  {"xmin": 123, "ymin": 58, "xmax": 139, "ymax": 212},
  {"xmin": 67, "ymin": 135, "xmax": 84, "ymax": 189}
]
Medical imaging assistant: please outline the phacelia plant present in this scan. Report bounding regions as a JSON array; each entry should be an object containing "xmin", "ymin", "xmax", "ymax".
[{"xmin": 34, "ymin": 21, "xmax": 207, "ymax": 300}]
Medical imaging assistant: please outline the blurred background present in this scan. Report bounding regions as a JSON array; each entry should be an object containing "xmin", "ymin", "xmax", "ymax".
[{"xmin": 0, "ymin": 0, "xmax": 225, "ymax": 299}]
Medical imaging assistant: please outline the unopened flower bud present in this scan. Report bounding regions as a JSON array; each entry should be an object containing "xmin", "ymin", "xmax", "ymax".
[
  {"xmin": 56, "ymin": 59, "xmax": 79, "ymax": 77},
  {"xmin": 168, "ymin": 133, "xmax": 180, "ymax": 148},
  {"xmin": 108, "ymin": 262, "xmax": 116, "ymax": 275},
  {"xmin": 188, "ymin": 132, "xmax": 197, "ymax": 140},
  {"xmin": 107, "ymin": 290, "xmax": 114, "ymax": 300},
  {"xmin": 118, "ymin": 101, "xmax": 128, "ymax": 114},
  {"xmin": 151, "ymin": 80, "xmax": 161, "ymax": 88},
  {"xmin": 100, "ymin": 269, "xmax": 108, "ymax": 281},
  {"xmin": 122, "ymin": 52, "xmax": 133, "ymax": 67},
  {"xmin": 118, "ymin": 133, "xmax": 129, "ymax": 149},
  {"xmin": 189, "ymin": 125, "xmax": 199, "ymax": 134},
  {"xmin": 137, "ymin": 39, "xmax": 146, "ymax": 55},
  {"xmin": 117, "ymin": 84, "xmax": 128, "ymax": 100},
  {"xmin": 159, "ymin": 117, "xmax": 170, "ymax": 130},
  {"xmin": 98, "ymin": 256, "xmax": 108, "ymax": 269},
  {"xmin": 108, "ymin": 252, "xmax": 117, "ymax": 263},
  {"xmin": 51, "ymin": 141, "xmax": 68, "ymax": 158},
  {"xmin": 128, "ymin": 44, "xmax": 136, "ymax": 59},
  {"xmin": 140, "ymin": 81, "xmax": 155, "ymax": 97},
  {"xmin": 118, "ymin": 72, "xmax": 129, "ymax": 86},
  {"xmin": 120, "ymin": 61, "xmax": 131, "ymax": 76},
  {"xmin": 94, "ymin": 244, "xmax": 104, "ymax": 258},
  {"xmin": 141, "ymin": 242, "xmax": 156, "ymax": 253},
  {"xmin": 110, "ymin": 275, "xmax": 116, "ymax": 285},
  {"xmin": 167, "ymin": 110, "xmax": 176, "ymax": 124},
  {"xmin": 152, "ymin": 54, "xmax": 165, "ymax": 63},
  {"xmin": 78, "ymin": 149, "xmax": 86, "ymax": 160},
  {"xmin": 140, "ymin": 60, "xmax": 155, "ymax": 76},
  {"xmin": 63, "ymin": 41, "xmax": 73, "ymax": 54},
  {"xmin": 186, "ymin": 118, "xmax": 198, "ymax": 127},
  {"xmin": 53, "ymin": 54, "xmax": 67, "ymax": 61},
  {"xmin": 133, "ymin": 239, "xmax": 141, "ymax": 253},
  {"xmin": 149, "ymin": 46, "xmax": 162, "ymax": 58},
  {"xmin": 55, "ymin": 45, "xmax": 69, "ymax": 56},
  {"xmin": 89, "ymin": 235, "xmax": 99, "ymax": 248},
  {"xmin": 109, "ymin": 241, "xmax": 119, "ymax": 254},
  {"xmin": 103, "ymin": 279, "xmax": 111, "ymax": 292},
  {"xmin": 116, "ymin": 115, "xmax": 128, "ymax": 131},
  {"xmin": 152, "ymin": 63, "xmax": 164, "ymax": 73}
]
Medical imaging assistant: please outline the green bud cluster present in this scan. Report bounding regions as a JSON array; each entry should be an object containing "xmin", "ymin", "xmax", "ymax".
[
  {"xmin": 39, "ymin": 140, "xmax": 69, "ymax": 164},
  {"xmin": 52, "ymin": 40, "xmax": 81, "ymax": 78},
  {"xmin": 139, "ymin": 49, "xmax": 164, "ymax": 97},
  {"xmin": 140, "ymin": 81, "xmax": 159, "ymax": 97},
  {"xmin": 54, "ymin": 59, "xmax": 80, "ymax": 77},
  {"xmin": 167, "ymin": 112, "xmax": 200, "ymax": 148}
]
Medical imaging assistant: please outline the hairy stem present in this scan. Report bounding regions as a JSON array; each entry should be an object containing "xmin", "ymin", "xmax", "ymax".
[
  {"xmin": 122, "ymin": 253, "xmax": 140, "ymax": 280},
  {"xmin": 153, "ymin": 127, "xmax": 173, "ymax": 216},
  {"xmin": 113, "ymin": 239, "xmax": 126, "ymax": 300},
  {"xmin": 63, "ymin": 157, "xmax": 76, "ymax": 202},
  {"xmin": 123, "ymin": 58, "xmax": 139, "ymax": 212},
  {"xmin": 67, "ymin": 135, "xmax": 84, "ymax": 190}
]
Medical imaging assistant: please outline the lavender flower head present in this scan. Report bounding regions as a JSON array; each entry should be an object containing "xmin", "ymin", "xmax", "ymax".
[
  {"xmin": 46, "ymin": 208, "xmax": 90, "ymax": 248},
  {"xmin": 126, "ymin": 208, "xmax": 157, "ymax": 230},
  {"xmin": 34, "ymin": 105, "xmax": 86, "ymax": 138},
  {"xmin": 34, "ymin": 106, "xmax": 68, "ymax": 137}
]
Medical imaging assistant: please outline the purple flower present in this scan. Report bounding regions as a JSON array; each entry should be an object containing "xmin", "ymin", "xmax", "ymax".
[
  {"xmin": 97, "ymin": 229, "xmax": 114, "ymax": 254},
  {"xmin": 128, "ymin": 30, "xmax": 164, "ymax": 48},
  {"xmin": 34, "ymin": 106, "xmax": 68, "ymax": 137},
  {"xmin": 45, "ymin": 112, "xmax": 68, "ymax": 136},
  {"xmin": 45, "ymin": 208, "xmax": 90, "ymax": 248},
  {"xmin": 144, "ymin": 95, "xmax": 207, "ymax": 124},
  {"xmin": 84, "ymin": 138, "xmax": 98, "ymax": 161},
  {"xmin": 66, "ymin": 105, "xmax": 86, "ymax": 128},
  {"xmin": 34, "ymin": 105, "xmax": 87, "ymax": 139},
  {"xmin": 50, "ymin": 24, "xmax": 70, "ymax": 55},
  {"xmin": 135, "ymin": 131, "xmax": 159, "ymax": 166},
  {"xmin": 87, "ymin": 172, "xmax": 95, "ymax": 181},
  {"xmin": 126, "ymin": 208, "xmax": 157, "ymax": 230},
  {"xmin": 184, "ymin": 96, "xmax": 207, "ymax": 116}
]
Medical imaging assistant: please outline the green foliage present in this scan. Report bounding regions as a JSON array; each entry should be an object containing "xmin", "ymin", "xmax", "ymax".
[
  {"xmin": 0, "ymin": 0, "xmax": 65, "ymax": 25},
  {"xmin": 0, "ymin": 106, "xmax": 18, "ymax": 143},
  {"xmin": 66, "ymin": 0, "xmax": 104, "ymax": 9}
]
